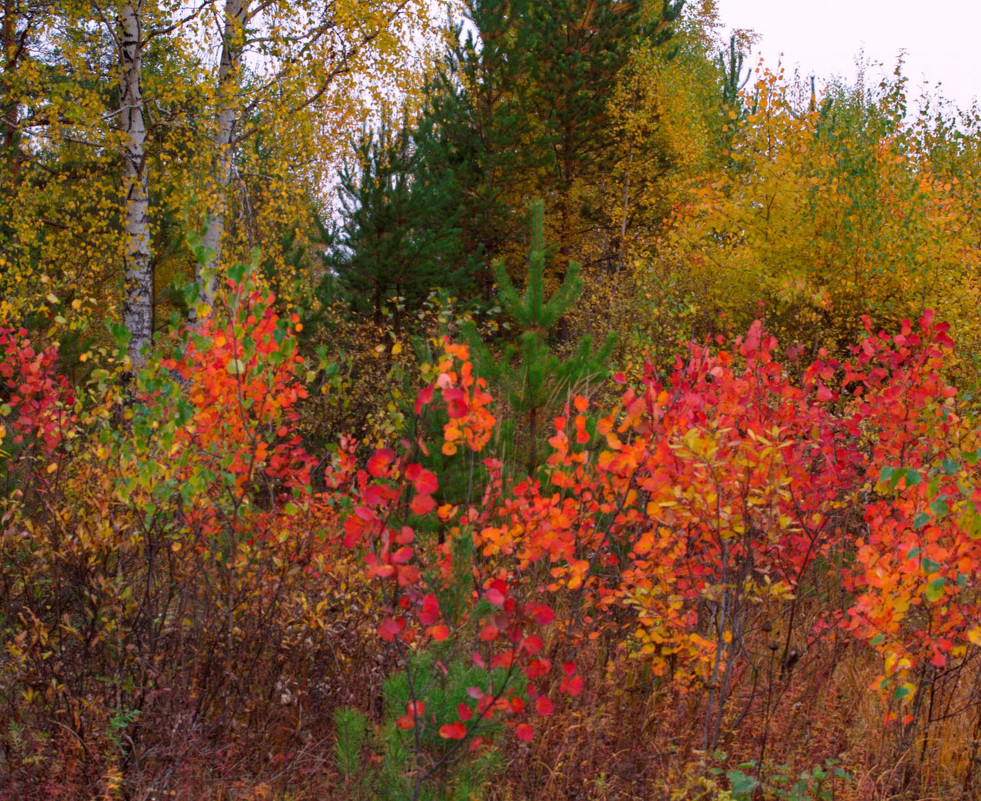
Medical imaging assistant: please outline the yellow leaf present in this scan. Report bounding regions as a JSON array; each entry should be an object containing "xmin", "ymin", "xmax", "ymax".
[{"xmin": 968, "ymin": 626, "xmax": 981, "ymax": 647}]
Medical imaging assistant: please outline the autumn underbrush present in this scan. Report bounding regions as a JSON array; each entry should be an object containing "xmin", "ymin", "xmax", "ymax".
[{"xmin": 3, "ymin": 273, "xmax": 981, "ymax": 800}]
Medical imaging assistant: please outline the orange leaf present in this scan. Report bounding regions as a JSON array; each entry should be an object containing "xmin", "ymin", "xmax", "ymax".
[{"xmin": 439, "ymin": 721, "xmax": 467, "ymax": 740}]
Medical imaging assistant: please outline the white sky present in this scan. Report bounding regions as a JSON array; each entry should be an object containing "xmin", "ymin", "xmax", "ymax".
[{"xmin": 714, "ymin": 0, "xmax": 981, "ymax": 111}]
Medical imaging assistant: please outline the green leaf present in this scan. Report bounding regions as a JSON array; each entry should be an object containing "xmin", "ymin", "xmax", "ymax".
[
  {"xmin": 726, "ymin": 770, "xmax": 759, "ymax": 799},
  {"xmin": 924, "ymin": 577, "xmax": 946, "ymax": 603},
  {"xmin": 879, "ymin": 465, "xmax": 895, "ymax": 482},
  {"xmin": 929, "ymin": 499, "xmax": 949, "ymax": 519},
  {"xmin": 894, "ymin": 685, "xmax": 911, "ymax": 700},
  {"xmin": 228, "ymin": 262, "xmax": 247, "ymax": 285},
  {"xmin": 913, "ymin": 511, "xmax": 929, "ymax": 530},
  {"xmin": 183, "ymin": 281, "xmax": 199, "ymax": 304},
  {"xmin": 226, "ymin": 359, "xmax": 246, "ymax": 375},
  {"xmin": 110, "ymin": 322, "xmax": 132, "ymax": 349},
  {"xmin": 886, "ymin": 467, "xmax": 905, "ymax": 490},
  {"xmin": 941, "ymin": 458, "xmax": 960, "ymax": 475},
  {"xmin": 905, "ymin": 469, "xmax": 922, "ymax": 487},
  {"xmin": 870, "ymin": 633, "xmax": 885, "ymax": 645}
]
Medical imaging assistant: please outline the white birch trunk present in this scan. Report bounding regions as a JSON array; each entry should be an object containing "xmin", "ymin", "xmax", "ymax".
[
  {"xmin": 194, "ymin": 0, "xmax": 247, "ymax": 317},
  {"xmin": 119, "ymin": 0, "xmax": 153, "ymax": 369}
]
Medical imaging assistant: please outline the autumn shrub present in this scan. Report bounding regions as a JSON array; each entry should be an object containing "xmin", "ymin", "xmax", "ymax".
[
  {"xmin": 0, "ymin": 274, "xmax": 378, "ymax": 798},
  {"xmin": 4, "ymin": 265, "xmax": 981, "ymax": 800},
  {"xmin": 0, "ymin": 267, "xmax": 572, "ymax": 800}
]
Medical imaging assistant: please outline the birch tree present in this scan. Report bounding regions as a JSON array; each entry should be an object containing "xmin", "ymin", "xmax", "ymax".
[
  {"xmin": 0, "ymin": 2, "xmax": 126, "ymax": 323},
  {"xmin": 118, "ymin": 0, "xmax": 152, "ymax": 366},
  {"xmin": 191, "ymin": 0, "xmax": 436, "ymax": 319},
  {"xmin": 194, "ymin": 0, "xmax": 244, "ymax": 317},
  {"xmin": 0, "ymin": 0, "xmax": 436, "ymax": 360}
]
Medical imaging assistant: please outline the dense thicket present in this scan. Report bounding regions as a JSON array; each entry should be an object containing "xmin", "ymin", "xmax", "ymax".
[{"xmin": 4, "ymin": 1, "xmax": 981, "ymax": 799}]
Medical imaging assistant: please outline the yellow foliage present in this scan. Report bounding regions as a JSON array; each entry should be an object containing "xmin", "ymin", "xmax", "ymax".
[{"xmin": 649, "ymin": 67, "xmax": 981, "ymax": 355}]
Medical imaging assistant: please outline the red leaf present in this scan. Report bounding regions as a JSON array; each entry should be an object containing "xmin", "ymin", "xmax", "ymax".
[
  {"xmin": 395, "ymin": 526, "xmax": 415, "ymax": 544},
  {"xmin": 414, "ymin": 385, "xmax": 434, "ymax": 415},
  {"xmin": 378, "ymin": 617, "xmax": 402, "ymax": 641},
  {"xmin": 396, "ymin": 714, "xmax": 415, "ymax": 730},
  {"xmin": 360, "ymin": 484, "xmax": 389, "ymax": 506},
  {"xmin": 560, "ymin": 674, "xmax": 584, "ymax": 697},
  {"xmin": 419, "ymin": 594, "xmax": 441, "ymax": 625},
  {"xmin": 396, "ymin": 565, "xmax": 420, "ymax": 587},
  {"xmin": 367, "ymin": 448, "xmax": 396, "ymax": 478},
  {"xmin": 479, "ymin": 624, "xmax": 499, "ymax": 642},
  {"xmin": 342, "ymin": 517, "xmax": 364, "ymax": 548},
  {"xmin": 411, "ymin": 493, "xmax": 436, "ymax": 515},
  {"xmin": 515, "ymin": 723, "xmax": 534, "ymax": 742},
  {"xmin": 535, "ymin": 696, "xmax": 554, "ymax": 716},
  {"xmin": 412, "ymin": 468, "xmax": 438, "ymax": 495},
  {"xmin": 525, "ymin": 658, "xmax": 551, "ymax": 679},
  {"xmin": 485, "ymin": 587, "xmax": 506, "ymax": 606},
  {"xmin": 390, "ymin": 546, "xmax": 413, "ymax": 564}
]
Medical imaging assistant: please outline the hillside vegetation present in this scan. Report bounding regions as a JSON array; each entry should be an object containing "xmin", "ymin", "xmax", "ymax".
[{"xmin": 3, "ymin": 1, "xmax": 981, "ymax": 799}]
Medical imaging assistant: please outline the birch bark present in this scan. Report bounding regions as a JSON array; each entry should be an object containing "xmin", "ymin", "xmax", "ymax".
[
  {"xmin": 194, "ymin": 0, "xmax": 247, "ymax": 317},
  {"xmin": 119, "ymin": 0, "xmax": 153, "ymax": 368}
]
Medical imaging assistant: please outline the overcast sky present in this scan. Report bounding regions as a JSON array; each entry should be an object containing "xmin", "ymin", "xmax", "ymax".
[{"xmin": 713, "ymin": 0, "xmax": 981, "ymax": 111}]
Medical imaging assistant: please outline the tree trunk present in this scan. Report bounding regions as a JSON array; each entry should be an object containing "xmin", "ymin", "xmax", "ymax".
[
  {"xmin": 194, "ymin": 0, "xmax": 247, "ymax": 318},
  {"xmin": 2, "ymin": 0, "xmax": 18, "ymax": 179},
  {"xmin": 1, "ymin": 0, "xmax": 32, "ymax": 184},
  {"xmin": 120, "ymin": 0, "xmax": 153, "ymax": 369}
]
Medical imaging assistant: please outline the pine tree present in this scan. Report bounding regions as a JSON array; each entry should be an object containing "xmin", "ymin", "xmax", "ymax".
[
  {"xmin": 410, "ymin": 0, "xmax": 687, "ymax": 319},
  {"xmin": 331, "ymin": 115, "xmax": 471, "ymax": 331},
  {"xmin": 331, "ymin": 0, "xmax": 693, "ymax": 337},
  {"xmin": 494, "ymin": 0, "xmax": 684, "ymax": 297},
  {"xmin": 407, "ymin": 0, "xmax": 526, "ymax": 301},
  {"xmin": 466, "ymin": 200, "xmax": 614, "ymax": 474}
]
